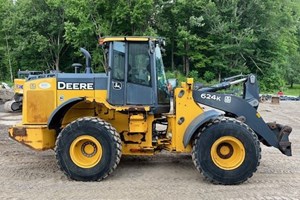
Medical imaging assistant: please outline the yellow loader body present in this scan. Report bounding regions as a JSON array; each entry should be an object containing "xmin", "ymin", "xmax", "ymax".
[{"xmin": 9, "ymin": 76, "xmax": 203, "ymax": 154}]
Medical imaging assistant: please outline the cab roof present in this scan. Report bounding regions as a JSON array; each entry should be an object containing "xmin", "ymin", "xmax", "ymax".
[{"xmin": 98, "ymin": 36, "xmax": 163, "ymax": 45}]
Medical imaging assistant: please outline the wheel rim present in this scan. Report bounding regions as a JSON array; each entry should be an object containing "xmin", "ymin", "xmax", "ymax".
[
  {"xmin": 210, "ymin": 136, "xmax": 245, "ymax": 170},
  {"xmin": 70, "ymin": 135, "xmax": 103, "ymax": 168}
]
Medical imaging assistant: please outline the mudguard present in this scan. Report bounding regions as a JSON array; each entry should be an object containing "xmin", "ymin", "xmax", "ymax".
[
  {"xmin": 193, "ymin": 91, "xmax": 292, "ymax": 156},
  {"xmin": 47, "ymin": 97, "xmax": 84, "ymax": 130},
  {"xmin": 183, "ymin": 110, "xmax": 221, "ymax": 147}
]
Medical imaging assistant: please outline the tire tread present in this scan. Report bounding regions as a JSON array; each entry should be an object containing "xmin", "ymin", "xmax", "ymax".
[
  {"xmin": 55, "ymin": 117, "xmax": 122, "ymax": 181},
  {"xmin": 192, "ymin": 117, "xmax": 261, "ymax": 185}
]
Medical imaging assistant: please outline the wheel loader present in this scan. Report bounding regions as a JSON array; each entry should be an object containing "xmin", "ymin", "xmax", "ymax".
[{"xmin": 8, "ymin": 36, "xmax": 292, "ymax": 185}]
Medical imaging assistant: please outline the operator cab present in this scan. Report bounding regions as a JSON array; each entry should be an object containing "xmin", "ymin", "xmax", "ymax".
[{"xmin": 100, "ymin": 37, "xmax": 170, "ymax": 114}]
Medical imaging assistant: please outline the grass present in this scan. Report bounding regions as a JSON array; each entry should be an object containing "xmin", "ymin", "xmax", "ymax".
[{"xmin": 283, "ymin": 84, "xmax": 300, "ymax": 96}]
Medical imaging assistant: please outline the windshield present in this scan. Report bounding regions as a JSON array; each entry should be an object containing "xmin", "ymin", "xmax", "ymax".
[{"xmin": 155, "ymin": 44, "xmax": 169, "ymax": 104}]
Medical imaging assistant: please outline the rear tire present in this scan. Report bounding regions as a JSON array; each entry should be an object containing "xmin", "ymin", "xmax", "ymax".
[
  {"xmin": 192, "ymin": 117, "xmax": 261, "ymax": 185},
  {"xmin": 55, "ymin": 117, "xmax": 122, "ymax": 181}
]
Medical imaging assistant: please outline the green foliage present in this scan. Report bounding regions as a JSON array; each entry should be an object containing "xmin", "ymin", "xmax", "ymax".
[
  {"xmin": 203, "ymin": 71, "xmax": 215, "ymax": 82},
  {"xmin": 165, "ymin": 70, "xmax": 186, "ymax": 83},
  {"xmin": 188, "ymin": 70, "xmax": 199, "ymax": 81},
  {"xmin": 285, "ymin": 53, "xmax": 300, "ymax": 88},
  {"xmin": 259, "ymin": 64, "xmax": 286, "ymax": 92},
  {"xmin": 0, "ymin": 0, "xmax": 74, "ymax": 79},
  {"xmin": 0, "ymin": 0, "xmax": 299, "ymax": 91}
]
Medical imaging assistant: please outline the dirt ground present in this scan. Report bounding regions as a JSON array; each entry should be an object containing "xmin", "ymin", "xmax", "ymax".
[{"xmin": 0, "ymin": 102, "xmax": 299, "ymax": 200}]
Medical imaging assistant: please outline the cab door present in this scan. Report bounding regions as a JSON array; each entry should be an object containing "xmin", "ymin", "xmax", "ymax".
[
  {"xmin": 108, "ymin": 41, "xmax": 126, "ymax": 105},
  {"xmin": 126, "ymin": 42, "xmax": 154, "ymax": 105}
]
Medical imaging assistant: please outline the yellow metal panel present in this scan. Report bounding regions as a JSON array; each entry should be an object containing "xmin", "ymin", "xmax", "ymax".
[
  {"xmin": 166, "ymin": 114, "xmax": 176, "ymax": 151},
  {"xmin": 126, "ymin": 37, "xmax": 150, "ymax": 41},
  {"xmin": 100, "ymin": 36, "xmax": 151, "ymax": 43},
  {"xmin": 97, "ymin": 106, "xmax": 155, "ymax": 155},
  {"xmin": 122, "ymin": 114, "xmax": 155, "ymax": 156},
  {"xmin": 94, "ymin": 90, "xmax": 151, "ymax": 112},
  {"xmin": 22, "ymin": 78, "xmax": 56, "ymax": 124},
  {"xmin": 101, "ymin": 37, "xmax": 126, "ymax": 42},
  {"xmin": 187, "ymin": 78, "xmax": 194, "ymax": 85},
  {"xmin": 102, "ymin": 111, "xmax": 129, "ymax": 133},
  {"xmin": 104, "ymin": 112, "xmax": 155, "ymax": 156},
  {"xmin": 95, "ymin": 90, "xmax": 107, "ymax": 102},
  {"xmin": 172, "ymin": 82, "xmax": 205, "ymax": 152},
  {"xmin": 14, "ymin": 78, "xmax": 25, "ymax": 94},
  {"xmin": 122, "ymin": 144, "xmax": 154, "ymax": 156},
  {"xmin": 122, "ymin": 132, "xmax": 145, "ymax": 144},
  {"xmin": 26, "ymin": 90, "xmax": 55, "ymax": 123},
  {"xmin": 61, "ymin": 101, "xmax": 95, "ymax": 126},
  {"xmin": 57, "ymin": 90, "xmax": 95, "ymax": 106},
  {"xmin": 129, "ymin": 114, "xmax": 147, "ymax": 133},
  {"xmin": 9, "ymin": 124, "xmax": 56, "ymax": 150}
]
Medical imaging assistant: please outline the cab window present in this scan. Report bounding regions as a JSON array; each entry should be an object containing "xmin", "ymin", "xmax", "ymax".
[
  {"xmin": 128, "ymin": 43, "xmax": 151, "ymax": 86},
  {"xmin": 112, "ymin": 42, "xmax": 125, "ymax": 81}
]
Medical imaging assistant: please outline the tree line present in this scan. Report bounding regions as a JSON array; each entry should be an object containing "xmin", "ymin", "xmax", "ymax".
[{"xmin": 0, "ymin": 0, "xmax": 300, "ymax": 91}]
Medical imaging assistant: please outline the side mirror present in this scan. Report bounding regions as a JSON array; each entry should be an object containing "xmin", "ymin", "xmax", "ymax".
[
  {"xmin": 168, "ymin": 78, "xmax": 178, "ymax": 89},
  {"xmin": 72, "ymin": 63, "xmax": 83, "ymax": 73},
  {"xmin": 167, "ymin": 78, "xmax": 178, "ymax": 97}
]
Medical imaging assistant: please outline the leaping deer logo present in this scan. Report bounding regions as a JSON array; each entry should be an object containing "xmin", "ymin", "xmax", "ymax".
[{"xmin": 113, "ymin": 82, "xmax": 122, "ymax": 90}]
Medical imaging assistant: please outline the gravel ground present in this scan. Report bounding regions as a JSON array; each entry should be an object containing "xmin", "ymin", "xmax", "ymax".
[{"xmin": 0, "ymin": 102, "xmax": 299, "ymax": 200}]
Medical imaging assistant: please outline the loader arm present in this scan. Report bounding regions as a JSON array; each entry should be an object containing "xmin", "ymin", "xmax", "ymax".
[{"xmin": 192, "ymin": 91, "xmax": 292, "ymax": 156}]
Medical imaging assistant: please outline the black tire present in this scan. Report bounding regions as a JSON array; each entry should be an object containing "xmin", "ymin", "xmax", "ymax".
[
  {"xmin": 11, "ymin": 102, "xmax": 20, "ymax": 111},
  {"xmin": 192, "ymin": 117, "xmax": 261, "ymax": 185},
  {"xmin": 55, "ymin": 117, "xmax": 122, "ymax": 181}
]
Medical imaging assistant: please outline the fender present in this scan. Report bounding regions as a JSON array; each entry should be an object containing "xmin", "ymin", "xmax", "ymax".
[
  {"xmin": 47, "ymin": 97, "xmax": 85, "ymax": 130},
  {"xmin": 183, "ymin": 110, "xmax": 221, "ymax": 147}
]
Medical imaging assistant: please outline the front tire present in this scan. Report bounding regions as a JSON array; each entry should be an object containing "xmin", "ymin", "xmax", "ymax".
[
  {"xmin": 192, "ymin": 117, "xmax": 261, "ymax": 185},
  {"xmin": 55, "ymin": 117, "xmax": 122, "ymax": 181}
]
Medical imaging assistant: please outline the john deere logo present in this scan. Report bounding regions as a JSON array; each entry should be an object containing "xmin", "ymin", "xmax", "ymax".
[
  {"xmin": 57, "ymin": 82, "xmax": 94, "ymax": 90},
  {"xmin": 112, "ymin": 81, "xmax": 122, "ymax": 90},
  {"xmin": 224, "ymin": 96, "xmax": 232, "ymax": 104}
]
